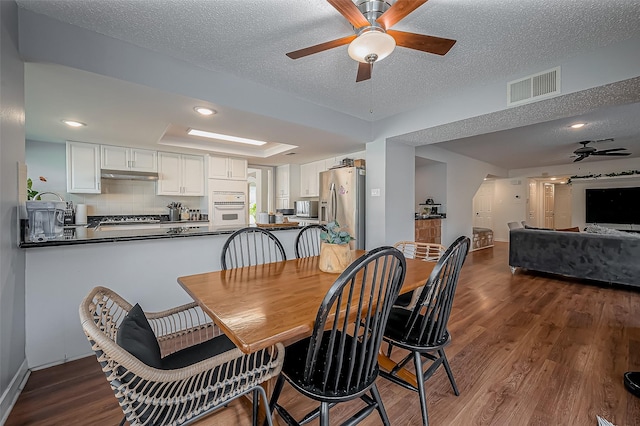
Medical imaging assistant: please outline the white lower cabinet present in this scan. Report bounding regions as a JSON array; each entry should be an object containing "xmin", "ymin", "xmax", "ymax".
[
  {"xmin": 66, "ymin": 141, "xmax": 101, "ymax": 193},
  {"xmin": 157, "ymin": 152, "xmax": 205, "ymax": 196}
]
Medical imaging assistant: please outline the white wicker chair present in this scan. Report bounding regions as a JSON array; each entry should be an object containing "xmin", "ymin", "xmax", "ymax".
[
  {"xmin": 393, "ymin": 241, "xmax": 446, "ymax": 310},
  {"xmin": 79, "ymin": 286, "xmax": 284, "ymax": 426}
]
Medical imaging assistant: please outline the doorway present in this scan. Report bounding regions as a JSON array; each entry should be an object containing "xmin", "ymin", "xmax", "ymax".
[
  {"xmin": 247, "ymin": 166, "xmax": 274, "ymax": 224},
  {"xmin": 473, "ymin": 180, "xmax": 494, "ymax": 229}
]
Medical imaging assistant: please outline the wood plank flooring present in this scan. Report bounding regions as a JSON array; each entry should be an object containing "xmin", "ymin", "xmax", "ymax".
[{"xmin": 7, "ymin": 242, "xmax": 640, "ymax": 425}]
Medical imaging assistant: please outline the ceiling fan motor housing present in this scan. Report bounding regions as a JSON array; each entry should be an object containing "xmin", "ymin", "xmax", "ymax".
[{"xmin": 355, "ymin": 0, "xmax": 392, "ymax": 29}]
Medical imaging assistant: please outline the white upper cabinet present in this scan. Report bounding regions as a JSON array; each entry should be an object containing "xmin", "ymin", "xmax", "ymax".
[
  {"xmin": 157, "ymin": 152, "xmax": 205, "ymax": 196},
  {"xmin": 300, "ymin": 160, "xmax": 325, "ymax": 197},
  {"xmin": 208, "ymin": 155, "xmax": 247, "ymax": 180},
  {"xmin": 66, "ymin": 141, "xmax": 101, "ymax": 193},
  {"xmin": 276, "ymin": 164, "xmax": 300, "ymax": 209},
  {"xmin": 101, "ymin": 145, "xmax": 157, "ymax": 172}
]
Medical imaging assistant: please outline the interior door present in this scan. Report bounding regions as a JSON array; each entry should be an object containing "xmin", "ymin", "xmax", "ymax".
[
  {"xmin": 543, "ymin": 183, "xmax": 555, "ymax": 229},
  {"xmin": 553, "ymin": 184, "xmax": 572, "ymax": 229},
  {"xmin": 473, "ymin": 181, "xmax": 494, "ymax": 229}
]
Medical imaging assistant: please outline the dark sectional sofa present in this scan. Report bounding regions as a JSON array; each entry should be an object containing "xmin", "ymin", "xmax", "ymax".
[{"xmin": 509, "ymin": 227, "xmax": 640, "ymax": 287}]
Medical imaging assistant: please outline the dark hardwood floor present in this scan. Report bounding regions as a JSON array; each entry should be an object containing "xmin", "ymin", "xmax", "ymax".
[{"xmin": 7, "ymin": 242, "xmax": 640, "ymax": 425}]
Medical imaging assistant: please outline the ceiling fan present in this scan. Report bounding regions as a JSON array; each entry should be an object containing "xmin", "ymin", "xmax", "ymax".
[
  {"xmin": 572, "ymin": 139, "xmax": 631, "ymax": 162},
  {"xmin": 286, "ymin": 0, "xmax": 457, "ymax": 82}
]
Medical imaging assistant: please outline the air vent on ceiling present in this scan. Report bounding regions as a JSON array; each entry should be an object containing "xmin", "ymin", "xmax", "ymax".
[{"xmin": 507, "ymin": 67, "xmax": 560, "ymax": 107}]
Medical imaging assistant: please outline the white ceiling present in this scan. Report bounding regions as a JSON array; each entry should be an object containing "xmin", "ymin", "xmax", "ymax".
[{"xmin": 16, "ymin": 0, "xmax": 640, "ymax": 169}]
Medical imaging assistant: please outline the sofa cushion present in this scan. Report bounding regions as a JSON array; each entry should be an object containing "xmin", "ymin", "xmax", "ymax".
[
  {"xmin": 556, "ymin": 226, "xmax": 580, "ymax": 232},
  {"xmin": 116, "ymin": 303, "xmax": 162, "ymax": 369}
]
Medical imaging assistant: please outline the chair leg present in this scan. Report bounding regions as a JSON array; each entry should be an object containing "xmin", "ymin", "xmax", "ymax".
[
  {"xmin": 253, "ymin": 388, "xmax": 259, "ymax": 426},
  {"xmin": 413, "ymin": 351, "xmax": 429, "ymax": 426},
  {"xmin": 319, "ymin": 401, "xmax": 330, "ymax": 426},
  {"xmin": 439, "ymin": 349, "xmax": 460, "ymax": 396},
  {"xmin": 265, "ymin": 375, "xmax": 285, "ymax": 426},
  {"xmin": 370, "ymin": 383, "xmax": 390, "ymax": 426}
]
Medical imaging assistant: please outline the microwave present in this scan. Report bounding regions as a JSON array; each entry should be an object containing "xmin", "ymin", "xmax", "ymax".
[{"xmin": 295, "ymin": 200, "xmax": 318, "ymax": 218}]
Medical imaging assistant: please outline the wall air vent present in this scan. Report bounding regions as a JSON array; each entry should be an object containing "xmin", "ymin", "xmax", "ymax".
[{"xmin": 507, "ymin": 67, "xmax": 560, "ymax": 107}]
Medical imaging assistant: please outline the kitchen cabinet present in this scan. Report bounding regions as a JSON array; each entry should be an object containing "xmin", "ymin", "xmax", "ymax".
[
  {"xmin": 276, "ymin": 164, "xmax": 300, "ymax": 209},
  {"xmin": 101, "ymin": 145, "xmax": 157, "ymax": 172},
  {"xmin": 208, "ymin": 155, "xmax": 247, "ymax": 180},
  {"xmin": 157, "ymin": 152, "xmax": 205, "ymax": 196},
  {"xmin": 300, "ymin": 160, "xmax": 326, "ymax": 197},
  {"xmin": 66, "ymin": 141, "xmax": 101, "ymax": 193}
]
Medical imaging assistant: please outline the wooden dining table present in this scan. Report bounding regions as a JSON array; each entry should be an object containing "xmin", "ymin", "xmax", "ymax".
[{"xmin": 177, "ymin": 250, "xmax": 436, "ymax": 354}]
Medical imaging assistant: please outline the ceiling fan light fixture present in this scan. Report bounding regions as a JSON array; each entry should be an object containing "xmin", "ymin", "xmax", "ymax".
[{"xmin": 348, "ymin": 29, "xmax": 396, "ymax": 63}]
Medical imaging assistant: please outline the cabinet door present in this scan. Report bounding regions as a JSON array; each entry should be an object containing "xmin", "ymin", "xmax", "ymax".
[
  {"xmin": 157, "ymin": 152, "xmax": 182, "ymax": 195},
  {"xmin": 276, "ymin": 165, "xmax": 290, "ymax": 197},
  {"xmin": 101, "ymin": 145, "xmax": 129, "ymax": 170},
  {"xmin": 208, "ymin": 155, "xmax": 229, "ymax": 179},
  {"xmin": 228, "ymin": 157, "xmax": 247, "ymax": 180},
  {"xmin": 300, "ymin": 163, "xmax": 314, "ymax": 197},
  {"xmin": 182, "ymin": 154, "xmax": 205, "ymax": 196},
  {"xmin": 276, "ymin": 197, "xmax": 290, "ymax": 210},
  {"xmin": 130, "ymin": 149, "xmax": 157, "ymax": 172},
  {"xmin": 67, "ymin": 142, "xmax": 101, "ymax": 193}
]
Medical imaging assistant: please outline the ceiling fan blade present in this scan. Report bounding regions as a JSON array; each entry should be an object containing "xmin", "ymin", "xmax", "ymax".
[
  {"xmin": 592, "ymin": 152, "xmax": 631, "ymax": 156},
  {"xmin": 573, "ymin": 155, "xmax": 586, "ymax": 162},
  {"xmin": 593, "ymin": 148, "xmax": 627, "ymax": 154},
  {"xmin": 356, "ymin": 62, "xmax": 372, "ymax": 82},
  {"xmin": 286, "ymin": 34, "xmax": 356, "ymax": 59},
  {"xmin": 387, "ymin": 30, "xmax": 456, "ymax": 55},
  {"xmin": 377, "ymin": 0, "xmax": 428, "ymax": 29},
  {"xmin": 327, "ymin": 0, "xmax": 370, "ymax": 28}
]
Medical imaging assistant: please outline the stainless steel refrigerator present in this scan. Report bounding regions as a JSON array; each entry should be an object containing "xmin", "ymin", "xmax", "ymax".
[{"xmin": 319, "ymin": 167, "xmax": 365, "ymax": 250}]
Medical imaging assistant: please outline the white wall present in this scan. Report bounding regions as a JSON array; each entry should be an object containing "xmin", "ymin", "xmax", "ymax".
[
  {"xmin": 0, "ymin": 1, "xmax": 28, "ymax": 421},
  {"xmin": 26, "ymin": 140, "xmax": 207, "ymax": 216},
  {"xmin": 491, "ymin": 178, "xmax": 528, "ymax": 242},
  {"xmin": 415, "ymin": 162, "xmax": 447, "ymax": 214}
]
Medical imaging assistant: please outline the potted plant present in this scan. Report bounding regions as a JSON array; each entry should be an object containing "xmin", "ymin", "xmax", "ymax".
[{"xmin": 319, "ymin": 221, "xmax": 354, "ymax": 273}]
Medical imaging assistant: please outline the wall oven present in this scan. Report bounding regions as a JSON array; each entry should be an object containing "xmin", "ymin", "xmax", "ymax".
[{"xmin": 210, "ymin": 191, "xmax": 247, "ymax": 227}]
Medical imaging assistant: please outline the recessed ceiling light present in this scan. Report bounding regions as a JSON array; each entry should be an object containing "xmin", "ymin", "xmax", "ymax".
[
  {"xmin": 62, "ymin": 120, "xmax": 86, "ymax": 127},
  {"xmin": 550, "ymin": 177, "xmax": 557, "ymax": 181},
  {"xmin": 194, "ymin": 107, "xmax": 216, "ymax": 116},
  {"xmin": 570, "ymin": 123, "xmax": 585, "ymax": 129},
  {"xmin": 187, "ymin": 128, "xmax": 267, "ymax": 146}
]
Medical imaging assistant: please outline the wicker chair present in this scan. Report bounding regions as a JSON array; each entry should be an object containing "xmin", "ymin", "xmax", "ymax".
[
  {"xmin": 393, "ymin": 241, "xmax": 446, "ymax": 310},
  {"xmin": 380, "ymin": 236, "xmax": 470, "ymax": 426},
  {"xmin": 221, "ymin": 227, "xmax": 286, "ymax": 270},
  {"xmin": 268, "ymin": 246, "xmax": 407, "ymax": 426},
  {"xmin": 79, "ymin": 286, "xmax": 284, "ymax": 426},
  {"xmin": 294, "ymin": 224, "xmax": 327, "ymax": 258}
]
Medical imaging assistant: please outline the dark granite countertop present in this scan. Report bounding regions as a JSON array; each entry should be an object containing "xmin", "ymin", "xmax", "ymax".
[
  {"xmin": 415, "ymin": 215, "xmax": 446, "ymax": 220},
  {"xmin": 19, "ymin": 223, "xmax": 303, "ymax": 248}
]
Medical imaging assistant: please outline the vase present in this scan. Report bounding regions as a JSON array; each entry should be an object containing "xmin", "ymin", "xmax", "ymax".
[{"xmin": 319, "ymin": 242, "xmax": 352, "ymax": 274}]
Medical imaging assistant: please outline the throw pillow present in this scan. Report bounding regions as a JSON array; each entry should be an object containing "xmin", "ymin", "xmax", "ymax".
[
  {"xmin": 116, "ymin": 303, "xmax": 162, "ymax": 368},
  {"xmin": 556, "ymin": 226, "xmax": 580, "ymax": 232},
  {"xmin": 585, "ymin": 224, "xmax": 640, "ymax": 238}
]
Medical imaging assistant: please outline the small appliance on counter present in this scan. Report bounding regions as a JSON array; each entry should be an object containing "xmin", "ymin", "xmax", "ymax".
[{"xmin": 26, "ymin": 200, "xmax": 66, "ymax": 241}]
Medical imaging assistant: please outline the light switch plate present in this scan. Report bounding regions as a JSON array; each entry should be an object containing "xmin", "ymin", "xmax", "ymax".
[{"xmin": 371, "ymin": 188, "xmax": 380, "ymax": 197}]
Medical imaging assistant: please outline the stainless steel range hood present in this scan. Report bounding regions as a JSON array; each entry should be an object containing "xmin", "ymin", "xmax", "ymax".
[{"xmin": 101, "ymin": 169, "xmax": 159, "ymax": 181}]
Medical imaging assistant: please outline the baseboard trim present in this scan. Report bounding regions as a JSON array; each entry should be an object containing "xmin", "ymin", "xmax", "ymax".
[{"xmin": 0, "ymin": 359, "xmax": 30, "ymax": 425}]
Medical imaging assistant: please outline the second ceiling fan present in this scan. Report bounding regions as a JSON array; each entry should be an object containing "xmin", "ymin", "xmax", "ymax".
[{"xmin": 286, "ymin": 0, "xmax": 457, "ymax": 82}]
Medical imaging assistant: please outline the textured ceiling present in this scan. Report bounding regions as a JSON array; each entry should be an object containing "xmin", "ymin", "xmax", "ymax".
[{"xmin": 16, "ymin": 0, "xmax": 640, "ymax": 168}]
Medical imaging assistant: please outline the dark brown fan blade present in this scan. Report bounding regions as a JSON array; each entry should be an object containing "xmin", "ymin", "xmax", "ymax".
[
  {"xmin": 377, "ymin": 0, "xmax": 428, "ymax": 29},
  {"xmin": 327, "ymin": 0, "xmax": 370, "ymax": 28},
  {"xmin": 387, "ymin": 30, "xmax": 456, "ymax": 55},
  {"xmin": 592, "ymin": 152, "xmax": 631, "ymax": 156},
  {"xmin": 356, "ymin": 62, "xmax": 372, "ymax": 82},
  {"xmin": 286, "ymin": 34, "xmax": 357, "ymax": 59},
  {"xmin": 592, "ymin": 148, "xmax": 627, "ymax": 154},
  {"xmin": 573, "ymin": 155, "xmax": 587, "ymax": 162}
]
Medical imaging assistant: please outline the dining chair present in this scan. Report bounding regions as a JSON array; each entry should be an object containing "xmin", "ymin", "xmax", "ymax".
[
  {"xmin": 268, "ymin": 246, "xmax": 407, "ymax": 426},
  {"xmin": 221, "ymin": 227, "xmax": 286, "ymax": 270},
  {"xmin": 393, "ymin": 241, "xmax": 446, "ymax": 310},
  {"xmin": 380, "ymin": 236, "xmax": 470, "ymax": 426},
  {"xmin": 294, "ymin": 224, "xmax": 327, "ymax": 258},
  {"xmin": 80, "ymin": 286, "xmax": 284, "ymax": 426}
]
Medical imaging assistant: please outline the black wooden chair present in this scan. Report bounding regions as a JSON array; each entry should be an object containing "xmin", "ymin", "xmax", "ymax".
[
  {"xmin": 294, "ymin": 224, "xmax": 327, "ymax": 258},
  {"xmin": 268, "ymin": 246, "xmax": 406, "ymax": 426},
  {"xmin": 379, "ymin": 236, "xmax": 470, "ymax": 426},
  {"xmin": 221, "ymin": 227, "xmax": 286, "ymax": 270}
]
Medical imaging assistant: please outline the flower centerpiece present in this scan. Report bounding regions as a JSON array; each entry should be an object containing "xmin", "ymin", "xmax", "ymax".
[{"xmin": 318, "ymin": 220, "xmax": 354, "ymax": 273}]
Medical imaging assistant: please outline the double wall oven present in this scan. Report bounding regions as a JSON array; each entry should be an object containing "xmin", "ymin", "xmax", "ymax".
[{"xmin": 209, "ymin": 179, "xmax": 248, "ymax": 227}]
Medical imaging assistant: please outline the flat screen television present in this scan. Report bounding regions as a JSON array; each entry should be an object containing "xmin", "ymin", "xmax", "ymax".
[{"xmin": 585, "ymin": 187, "xmax": 640, "ymax": 224}]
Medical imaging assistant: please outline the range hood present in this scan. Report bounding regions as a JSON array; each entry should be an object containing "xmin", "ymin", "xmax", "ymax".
[{"xmin": 101, "ymin": 169, "xmax": 159, "ymax": 181}]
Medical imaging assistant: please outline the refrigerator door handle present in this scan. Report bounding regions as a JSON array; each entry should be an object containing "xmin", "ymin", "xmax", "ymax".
[{"xmin": 329, "ymin": 183, "xmax": 337, "ymax": 222}]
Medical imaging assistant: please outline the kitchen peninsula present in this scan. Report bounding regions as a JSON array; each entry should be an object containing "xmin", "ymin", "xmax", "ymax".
[{"xmin": 22, "ymin": 224, "xmax": 301, "ymax": 369}]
